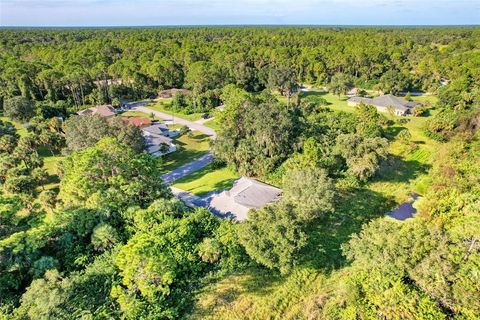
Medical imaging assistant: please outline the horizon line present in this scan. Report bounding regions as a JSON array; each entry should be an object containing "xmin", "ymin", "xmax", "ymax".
[{"xmin": 1, "ymin": 24, "xmax": 480, "ymax": 28}]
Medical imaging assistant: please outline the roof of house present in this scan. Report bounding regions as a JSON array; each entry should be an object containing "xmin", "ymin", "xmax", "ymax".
[
  {"xmin": 348, "ymin": 94, "xmax": 419, "ymax": 111},
  {"xmin": 126, "ymin": 117, "xmax": 152, "ymax": 127},
  {"xmin": 207, "ymin": 177, "xmax": 282, "ymax": 220},
  {"xmin": 142, "ymin": 123, "xmax": 169, "ymax": 136},
  {"xmin": 158, "ymin": 88, "xmax": 191, "ymax": 98},
  {"xmin": 77, "ymin": 105, "xmax": 115, "ymax": 117},
  {"xmin": 144, "ymin": 134, "xmax": 172, "ymax": 146}
]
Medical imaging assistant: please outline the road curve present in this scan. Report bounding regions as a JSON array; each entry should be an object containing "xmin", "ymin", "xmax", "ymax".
[{"xmin": 133, "ymin": 105, "xmax": 216, "ymax": 138}]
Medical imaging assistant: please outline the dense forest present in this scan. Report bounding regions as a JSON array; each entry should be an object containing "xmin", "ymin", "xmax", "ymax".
[{"xmin": 0, "ymin": 27, "xmax": 479, "ymax": 319}]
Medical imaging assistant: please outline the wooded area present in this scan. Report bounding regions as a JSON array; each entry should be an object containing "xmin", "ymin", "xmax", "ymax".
[{"xmin": 0, "ymin": 27, "xmax": 479, "ymax": 319}]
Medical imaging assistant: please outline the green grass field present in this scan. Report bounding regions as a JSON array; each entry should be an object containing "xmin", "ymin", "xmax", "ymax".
[
  {"xmin": 147, "ymin": 99, "xmax": 204, "ymax": 121},
  {"xmin": 172, "ymin": 164, "xmax": 239, "ymax": 196},
  {"xmin": 302, "ymin": 89, "xmax": 353, "ymax": 112},
  {"xmin": 161, "ymin": 131, "xmax": 211, "ymax": 172},
  {"xmin": 203, "ymin": 118, "xmax": 221, "ymax": 131},
  {"xmin": 121, "ymin": 110, "xmax": 162, "ymax": 121}
]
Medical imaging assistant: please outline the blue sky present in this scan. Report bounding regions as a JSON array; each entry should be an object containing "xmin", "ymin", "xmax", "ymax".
[{"xmin": 1, "ymin": 0, "xmax": 479, "ymax": 26}]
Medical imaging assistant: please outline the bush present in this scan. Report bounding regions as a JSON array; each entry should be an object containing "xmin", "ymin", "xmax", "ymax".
[
  {"xmin": 412, "ymin": 106, "xmax": 425, "ymax": 117},
  {"xmin": 4, "ymin": 97, "xmax": 35, "ymax": 122}
]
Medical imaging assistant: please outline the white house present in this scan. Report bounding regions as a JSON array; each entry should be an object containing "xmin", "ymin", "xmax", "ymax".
[
  {"xmin": 142, "ymin": 123, "xmax": 177, "ymax": 156},
  {"xmin": 207, "ymin": 177, "xmax": 282, "ymax": 221}
]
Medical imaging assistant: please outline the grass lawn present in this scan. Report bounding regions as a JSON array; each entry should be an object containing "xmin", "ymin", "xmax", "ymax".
[
  {"xmin": 161, "ymin": 131, "xmax": 210, "ymax": 172},
  {"xmin": 302, "ymin": 89, "xmax": 353, "ymax": 113},
  {"xmin": 38, "ymin": 147, "xmax": 63, "ymax": 191},
  {"xmin": 172, "ymin": 164, "xmax": 239, "ymax": 196},
  {"xmin": 121, "ymin": 110, "xmax": 161, "ymax": 121},
  {"xmin": 147, "ymin": 99, "xmax": 204, "ymax": 121},
  {"xmin": 203, "ymin": 118, "xmax": 221, "ymax": 131},
  {"xmin": 411, "ymin": 95, "xmax": 438, "ymax": 105},
  {"xmin": 368, "ymin": 110, "xmax": 439, "ymax": 202}
]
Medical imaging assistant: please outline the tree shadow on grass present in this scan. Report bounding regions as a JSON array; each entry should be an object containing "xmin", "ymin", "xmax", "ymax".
[
  {"xmin": 384, "ymin": 126, "xmax": 407, "ymax": 140},
  {"xmin": 300, "ymin": 188, "xmax": 395, "ymax": 272},
  {"xmin": 374, "ymin": 154, "xmax": 430, "ymax": 184},
  {"xmin": 161, "ymin": 149, "xmax": 208, "ymax": 172}
]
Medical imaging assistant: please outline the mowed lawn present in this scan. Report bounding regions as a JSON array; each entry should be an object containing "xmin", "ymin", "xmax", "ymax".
[
  {"xmin": 161, "ymin": 131, "xmax": 211, "ymax": 172},
  {"xmin": 121, "ymin": 110, "xmax": 162, "ymax": 121},
  {"xmin": 302, "ymin": 89, "xmax": 353, "ymax": 112},
  {"xmin": 203, "ymin": 118, "xmax": 221, "ymax": 131},
  {"xmin": 147, "ymin": 99, "xmax": 204, "ymax": 121},
  {"xmin": 172, "ymin": 164, "xmax": 239, "ymax": 196}
]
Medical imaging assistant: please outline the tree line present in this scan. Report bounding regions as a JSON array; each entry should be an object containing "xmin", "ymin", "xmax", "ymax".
[{"xmin": 1, "ymin": 27, "xmax": 479, "ymax": 115}]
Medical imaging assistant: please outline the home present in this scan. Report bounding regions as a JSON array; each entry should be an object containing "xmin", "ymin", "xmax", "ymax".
[
  {"xmin": 206, "ymin": 177, "xmax": 282, "ymax": 221},
  {"xmin": 346, "ymin": 87, "xmax": 358, "ymax": 97},
  {"xmin": 141, "ymin": 123, "xmax": 177, "ymax": 156},
  {"xmin": 157, "ymin": 88, "xmax": 191, "ymax": 99},
  {"xmin": 348, "ymin": 94, "xmax": 420, "ymax": 116},
  {"xmin": 125, "ymin": 117, "xmax": 152, "ymax": 127},
  {"xmin": 142, "ymin": 123, "xmax": 178, "ymax": 138},
  {"xmin": 77, "ymin": 105, "xmax": 116, "ymax": 118},
  {"xmin": 144, "ymin": 134, "xmax": 176, "ymax": 156}
]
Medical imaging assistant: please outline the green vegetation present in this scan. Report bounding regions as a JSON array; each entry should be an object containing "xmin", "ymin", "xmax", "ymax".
[
  {"xmin": 121, "ymin": 110, "xmax": 159, "ymax": 120},
  {"xmin": 161, "ymin": 131, "xmax": 210, "ymax": 172},
  {"xmin": 0, "ymin": 27, "xmax": 479, "ymax": 320},
  {"xmin": 203, "ymin": 118, "xmax": 221, "ymax": 131},
  {"xmin": 172, "ymin": 164, "xmax": 239, "ymax": 196},
  {"xmin": 147, "ymin": 99, "xmax": 204, "ymax": 121}
]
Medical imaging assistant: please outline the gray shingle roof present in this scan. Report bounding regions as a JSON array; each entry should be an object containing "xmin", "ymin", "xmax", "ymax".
[
  {"xmin": 348, "ymin": 94, "xmax": 420, "ymax": 112},
  {"xmin": 142, "ymin": 123, "xmax": 168, "ymax": 136},
  {"xmin": 207, "ymin": 177, "xmax": 282, "ymax": 221}
]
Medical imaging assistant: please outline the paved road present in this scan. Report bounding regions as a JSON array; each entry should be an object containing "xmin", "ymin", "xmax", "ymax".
[
  {"xmin": 133, "ymin": 105, "xmax": 216, "ymax": 138},
  {"xmin": 161, "ymin": 152, "xmax": 213, "ymax": 185},
  {"xmin": 170, "ymin": 187, "xmax": 206, "ymax": 207},
  {"xmin": 128, "ymin": 100, "xmax": 217, "ymax": 204}
]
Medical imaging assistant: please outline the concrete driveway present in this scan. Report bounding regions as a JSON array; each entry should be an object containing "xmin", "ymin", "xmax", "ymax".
[
  {"xmin": 133, "ymin": 105, "xmax": 216, "ymax": 138},
  {"xmin": 161, "ymin": 152, "xmax": 213, "ymax": 185}
]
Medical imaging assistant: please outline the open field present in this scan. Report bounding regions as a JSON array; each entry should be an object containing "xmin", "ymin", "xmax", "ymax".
[
  {"xmin": 161, "ymin": 131, "xmax": 211, "ymax": 172},
  {"xmin": 172, "ymin": 164, "xmax": 239, "ymax": 196}
]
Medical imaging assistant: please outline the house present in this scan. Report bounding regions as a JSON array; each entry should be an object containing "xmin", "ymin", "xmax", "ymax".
[
  {"xmin": 348, "ymin": 94, "xmax": 420, "ymax": 116},
  {"xmin": 144, "ymin": 134, "xmax": 176, "ymax": 156},
  {"xmin": 77, "ymin": 105, "xmax": 116, "ymax": 118},
  {"xmin": 142, "ymin": 123, "xmax": 178, "ymax": 138},
  {"xmin": 125, "ymin": 117, "xmax": 152, "ymax": 127},
  {"xmin": 142, "ymin": 123, "xmax": 177, "ymax": 156},
  {"xmin": 157, "ymin": 88, "xmax": 191, "ymax": 99},
  {"xmin": 206, "ymin": 177, "xmax": 282, "ymax": 221},
  {"xmin": 347, "ymin": 87, "xmax": 358, "ymax": 97}
]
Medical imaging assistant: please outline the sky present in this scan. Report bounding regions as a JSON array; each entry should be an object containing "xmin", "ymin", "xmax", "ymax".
[{"xmin": 1, "ymin": 0, "xmax": 479, "ymax": 27}]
